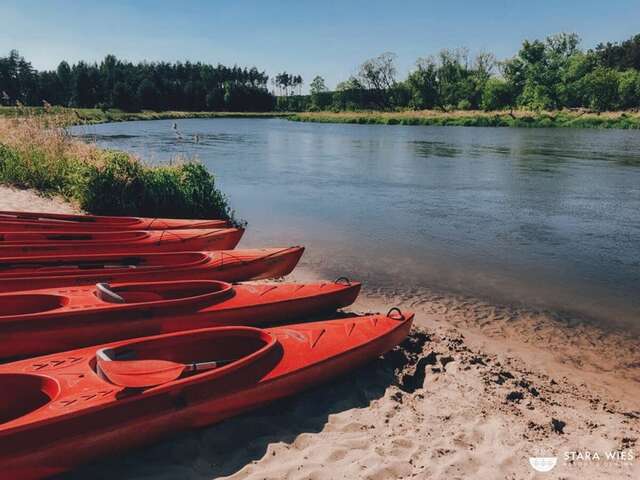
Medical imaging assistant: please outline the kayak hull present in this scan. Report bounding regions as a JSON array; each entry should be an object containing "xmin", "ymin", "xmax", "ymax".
[
  {"xmin": 0, "ymin": 247, "xmax": 304, "ymax": 293},
  {"xmin": 0, "ymin": 313, "xmax": 413, "ymax": 479},
  {"xmin": 0, "ymin": 228, "xmax": 244, "ymax": 257},
  {"xmin": 0, "ymin": 210, "xmax": 228, "ymax": 231},
  {"xmin": 0, "ymin": 279, "xmax": 362, "ymax": 358}
]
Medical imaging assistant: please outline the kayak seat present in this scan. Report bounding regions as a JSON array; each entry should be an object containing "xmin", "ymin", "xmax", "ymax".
[
  {"xmin": 117, "ymin": 291, "xmax": 165, "ymax": 303},
  {"xmin": 95, "ymin": 329, "xmax": 273, "ymax": 389}
]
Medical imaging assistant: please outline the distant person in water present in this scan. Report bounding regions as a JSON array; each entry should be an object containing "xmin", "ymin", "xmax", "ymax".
[{"xmin": 172, "ymin": 122, "xmax": 183, "ymax": 140}]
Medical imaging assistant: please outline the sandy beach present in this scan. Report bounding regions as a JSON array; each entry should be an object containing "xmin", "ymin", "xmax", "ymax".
[{"xmin": 1, "ymin": 187, "xmax": 638, "ymax": 479}]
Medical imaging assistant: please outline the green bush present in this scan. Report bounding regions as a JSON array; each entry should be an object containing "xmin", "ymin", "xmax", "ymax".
[
  {"xmin": 457, "ymin": 99, "xmax": 472, "ymax": 110},
  {"xmin": 80, "ymin": 152, "xmax": 235, "ymax": 221},
  {"xmin": 0, "ymin": 143, "xmax": 236, "ymax": 224},
  {"xmin": 0, "ymin": 143, "xmax": 78, "ymax": 194}
]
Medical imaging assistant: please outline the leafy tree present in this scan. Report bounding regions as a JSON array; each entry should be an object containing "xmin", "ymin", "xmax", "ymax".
[
  {"xmin": 0, "ymin": 51, "xmax": 274, "ymax": 112},
  {"xmin": 55, "ymin": 61, "xmax": 72, "ymax": 106},
  {"xmin": 406, "ymin": 57, "xmax": 438, "ymax": 109},
  {"xmin": 71, "ymin": 61, "xmax": 97, "ymax": 107},
  {"xmin": 561, "ymin": 52, "xmax": 597, "ymax": 107},
  {"xmin": 481, "ymin": 78, "xmax": 514, "ymax": 110},
  {"xmin": 310, "ymin": 75, "xmax": 327, "ymax": 94},
  {"xmin": 275, "ymin": 72, "xmax": 298, "ymax": 96},
  {"xmin": 618, "ymin": 69, "xmax": 640, "ymax": 108},
  {"xmin": 505, "ymin": 33, "xmax": 581, "ymax": 109},
  {"xmin": 357, "ymin": 52, "xmax": 397, "ymax": 108},
  {"xmin": 594, "ymin": 34, "xmax": 640, "ymax": 70},
  {"xmin": 336, "ymin": 77, "xmax": 363, "ymax": 91},
  {"xmin": 581, "ymin": 67, "xmax": 620, "ymax": 111},
  {"xmin": 137, "ymin": 78, "xmax": 159, "ymax": 110},
  {"xmin": 205, "ymin": 89, "xmax": 225, "ymax": 110},
  {"xmin": 111, "ymin": 81, "xmax": 135, "ymax": 111},
  {"xmin": 309, "ymin": 75, "xmax": 330, "ymax": 110},
  {"xmin": 434, "ymin": 49, "xmax": 475, "ymax": 109}
]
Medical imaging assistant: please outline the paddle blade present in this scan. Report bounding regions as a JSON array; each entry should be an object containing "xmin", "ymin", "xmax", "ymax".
[{"xmin": 97, "ymin": 358, "xmax": 185, "ymax": 388}]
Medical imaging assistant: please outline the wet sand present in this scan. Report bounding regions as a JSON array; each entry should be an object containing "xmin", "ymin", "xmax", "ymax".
[{"xmin": 1, "ymin": 187, "xmax": 638, "ymax": 479}]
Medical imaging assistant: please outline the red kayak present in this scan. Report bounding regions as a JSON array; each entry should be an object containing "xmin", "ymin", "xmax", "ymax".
[
  {"xmin": 0, "ymin": 310, "xmax": 412, "ymax": 479},
  {"xmin": 0, "ymin": 247, "xmax": 304, "ymax": 293},
  {"xmin": 0, "ymin": 278, "xmax": 361, "ymax": 358},
  {"xmin": 0, "ymin": 210, "xmax": 227, "ymax": 231},
  {"xmin": 0, "ymin": 228, "xmax": 243, "ymax": 257}
]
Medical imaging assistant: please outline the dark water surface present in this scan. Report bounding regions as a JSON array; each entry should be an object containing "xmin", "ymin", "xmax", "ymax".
[{"xmin": 72, "ymin": 119, "xmax": 640, "ymax": 328}]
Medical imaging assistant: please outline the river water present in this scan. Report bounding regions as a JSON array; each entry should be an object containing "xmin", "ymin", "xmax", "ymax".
[{"xmin": 72, "ymin": 119, "xmax": 640, "ymax": 329}]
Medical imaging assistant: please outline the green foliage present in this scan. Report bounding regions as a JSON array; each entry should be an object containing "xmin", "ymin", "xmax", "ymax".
[
  {"xmin": 618, "ymin": 70, "xmax": 640, "ymax": 108},
  {"xmin": 3, "ymin": 31, "xmax": 640, "ymax": 116},
  {"xmin": 0, "ymin": 142, "xmax": 78, "ymax": 195},
  {"xmin": 0, "ymin": 51, "xmax": 274, "ymax": 112},
  {"xmin": 310, "ymin": 76, "xmax": 330, "ymax": 110},
  {"xmin": 290, "ymin": 111, "xmax": 640, "ymax": 129},
  {"xmin": 406, "ymin": 58, "xmax": 438, "ymax": 109},
  {"xmin": 594, "ymin": 34, "xmax": 640, "ymax": 70},
  {"xmin": 81, "ymin": 153, "xmax": 232, "ymax": 220},
  {"xmin": 309, "ymin": 76, "xmax": 328, "ymax": 95},
  {"xmin": 581, "ymin": 67, "xmax": 620, "ymax": 111},
  {"xmin": 284, "ymin": 32, "xmax": 640, "ymax": 113},
  {"xmin": 481, "ymin": 78, "xmax": 514, "ymax": 110},
  {"xmin": 457, "ymin": 99, "xmax": 472, "ymax": 110},
  {"xmin": 0, "ymin": 142, "xmax": 235, "ymax": 222}
]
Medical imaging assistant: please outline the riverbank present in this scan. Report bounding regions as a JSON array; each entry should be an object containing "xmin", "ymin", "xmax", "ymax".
[
  {"xmin": 291, "ymin": 109, "xmax": 640, "ymax": 129},
  {"xmin": 4, "ymin": 105, "xmax": 640, "ymax": 129},
  {"xmin": 0, "ymin": 106, "xmax": 288, "ymax": 125},
  {"xmin": 3, "ymin": 191, "xmax": 635, "ymax": 479}
]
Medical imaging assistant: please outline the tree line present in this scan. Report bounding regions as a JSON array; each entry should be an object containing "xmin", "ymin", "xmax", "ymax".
[
  {"xmin": 286, "ymin": 32, "xmax": 640, "ymax": 112},
  {"xmin": 0, "ymin": 52, "xmax": 276, "ymax": 111},
  {"xmin": 2, "ymin": 32, "xmax": 639, "ymax": 113}
]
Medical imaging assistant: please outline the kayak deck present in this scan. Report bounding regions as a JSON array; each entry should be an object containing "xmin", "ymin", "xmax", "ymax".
[{"xmin": 0, "ymin": 247, "xmax": 305, "ymax": 293}]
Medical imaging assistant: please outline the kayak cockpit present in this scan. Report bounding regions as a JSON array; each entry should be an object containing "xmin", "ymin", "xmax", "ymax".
[
  {"xmin": 0, "ymin": 294, "xmax": 67, "ymax": 318},
  {"xmin": 0, "ymin": 231, "xmax": 148, "ymax": 244},
  {"xmin": 0, "ymin": 374, "xmax": 60, "ymax": 424},
  {"xmin": 95, "ymin": 327, "xmax": 277, "ymax": 388},
  {"xmin": 0, "ymin": 252, "xmax": 209, "ymax": 274},
  {"xmin": 94, "ymin": 280, "xmax": 234, "ymax": 306}
]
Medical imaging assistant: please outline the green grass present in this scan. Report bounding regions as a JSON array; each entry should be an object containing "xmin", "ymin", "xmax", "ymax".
[
  {"xmin": 0, "ymin": 113, "xmax": 239, "ymax": 223},
  {"xmin": 0, "ymin": 106, "xmax": 288, "ymax": 125},
  {"xmin": 289, "ymin": 110, "xmax": 640, "ymax": 129},
  {"xmin": 4, "ymin": 106, "xmax": 639, "ymax": 129}
]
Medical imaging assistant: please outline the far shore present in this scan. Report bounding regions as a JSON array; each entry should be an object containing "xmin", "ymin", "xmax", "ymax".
[
  {"xmin": 2, "ymin": 106, "xmax": 640, "ymax": 129},
  {"xmin": 291, "ymin": 109, "xmax": 640, "ymax": 129},
  {"xmin": 0, "ymin": 106, "xmax": 289, "ymax": 125}
]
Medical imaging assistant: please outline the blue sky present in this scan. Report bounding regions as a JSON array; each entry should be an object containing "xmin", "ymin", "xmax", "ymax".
[{"xmin": 1, "ymin": 0, "xmax": 639, "ymax": 91}]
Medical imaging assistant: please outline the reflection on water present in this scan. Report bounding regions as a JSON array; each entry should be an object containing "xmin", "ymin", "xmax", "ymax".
[{"xmin": 72, "ymin": 119, "xmax": 640, "ymax": 329}]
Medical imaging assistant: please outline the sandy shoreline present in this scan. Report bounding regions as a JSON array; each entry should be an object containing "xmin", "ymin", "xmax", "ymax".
[{"xmin": 1, "ymin": 186, "xmax": 638, "ymax": 479}]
